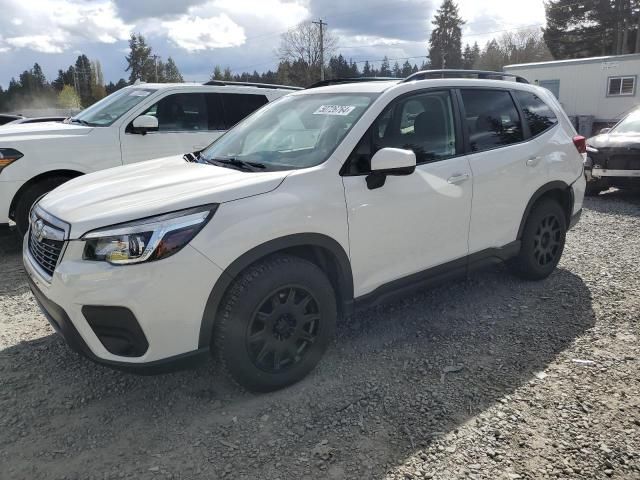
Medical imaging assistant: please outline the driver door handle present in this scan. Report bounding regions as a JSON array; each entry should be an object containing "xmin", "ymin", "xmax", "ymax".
[{"xmin": 447, "ymin": 173, "xmax": 470, "ymax": 185}]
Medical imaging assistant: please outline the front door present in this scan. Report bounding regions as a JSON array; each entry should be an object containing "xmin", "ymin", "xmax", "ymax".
[
  {"xmin": 120, "ymin": 92, "xmax": 224, "ymax": 164},
  {"xmin": 342, "ymin": 89, "xmax": 473, "ymax": 297}
]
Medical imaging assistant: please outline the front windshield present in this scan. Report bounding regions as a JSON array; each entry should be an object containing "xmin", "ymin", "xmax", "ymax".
[
  {"xmin": 612, "ymin": 109, "xmax": 640, "ymax": 134},
  {"xmin": 71, "ymin": 88, "xmax": 156, "ymax": 127},
  {"xmin": 200, "ymin": 93, "xmax": 378, "ymax": 170}
]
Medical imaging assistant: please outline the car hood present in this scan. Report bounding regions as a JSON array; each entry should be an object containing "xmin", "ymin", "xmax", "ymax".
[
  {"xmin": 588, "ymin": 133, "xmax": 640, "ymax": 150},
  {"xmin": 0, "ymin": 121, "xmax": 92, "ymax": 142},
  {"xmin": 39, "ymin": 155, "xmax": 289, "ymax": 238}
]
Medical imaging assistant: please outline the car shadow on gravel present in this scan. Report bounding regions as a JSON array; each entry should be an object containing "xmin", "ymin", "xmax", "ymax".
[
  {"xmin": 0, "ymin": 258, "xmax": 596, "ymax": 479},
  {"xmin": 585, "ymin": 189, "xmax": 640, "ymax": 216}
]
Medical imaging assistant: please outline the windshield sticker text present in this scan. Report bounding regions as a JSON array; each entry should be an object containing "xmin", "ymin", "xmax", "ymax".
[{"xmin": 313, "ymin": 105, "xmax": 356, "ymax": 116}]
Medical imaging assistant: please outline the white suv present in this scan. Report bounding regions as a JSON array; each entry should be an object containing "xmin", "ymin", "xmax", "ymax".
[
  {"xmin": 0, "ymin": 81, "xmax": 297, "ymax": 234},
  {"xmin": 23, "ymin": 71, "xmax": 586, "ymax": 392}
]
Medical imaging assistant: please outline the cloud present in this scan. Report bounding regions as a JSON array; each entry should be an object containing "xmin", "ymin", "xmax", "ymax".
[
  {"xmin": 113, "ymin": 0, "xmax": 208, "ymax": 21},
  {"xmin": 0, "ymin": 0, "xmax": 132, "ymax": 54},
  {"xmin": 162, "ymin": 13, "xmax": 246, "ymax": 51}
]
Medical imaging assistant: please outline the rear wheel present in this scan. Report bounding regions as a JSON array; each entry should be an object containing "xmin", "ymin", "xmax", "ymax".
[
  {"xmin": 214, "ymin": 255, "xmax": 337, "ymax": 392},
  {"xmin": 510, "ymin": 198, "xmax": 567, "ymax": 280},
  {"xmin": 14, "ymin": 176, "xmax": 72, "ymax": 236}
]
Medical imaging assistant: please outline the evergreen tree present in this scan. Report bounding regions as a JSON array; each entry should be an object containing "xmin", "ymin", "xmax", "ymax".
[
  {"xmin": 462, "ymin": 42, "xmax": 480, "ymax": 69},
  {"xmin": 211, "ymin": 65, "xmax": 223, "ymax": 81},
  {"xmin": 164, "ymin": 57, "xmax": 184, "ymax": 82},
  {"xmin": 125, "ymin": 33, "xmax": 153, "ymax": 83},
  {"xmin": 362, "ymin": 61, "xmax": 372, "ymax": 76},
  {"xmin": 428, "ymin": 0, "xmax": 465, "ymax": 69},
  {"xmin": 401, "ymin": 60, "xmax": 413, "ymax": 77},
  {"xmin": 392, "ymin": 61, "xmax": 401, "ymax": 77},
  {"xmin": 544, "ymin": 0, "xmax": 639, "ymax": 59},
  {"xmin": 379, "ymin": 56, "xmax": 391, "ymax": 76}
]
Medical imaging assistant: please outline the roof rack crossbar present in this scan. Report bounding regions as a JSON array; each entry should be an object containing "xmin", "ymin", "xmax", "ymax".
[
  {"xmin": 307, "ymin": 77, "xmax": 402, "ymax": 89},
  {"xmin": 402, "ymin": 69, "xmax": 529, "ymax": 84},
  {"xmin": 203, "ymin": 80, "xmax": 302, "ymax": 91}
]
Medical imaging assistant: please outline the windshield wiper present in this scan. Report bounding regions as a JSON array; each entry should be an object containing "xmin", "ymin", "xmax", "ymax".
[
  {"xmin": 68, "ymin": 118, "xmax": 97, "ymax": 127},
  {"xmin": 206, "ymin": 157, "xmax": 267, "ymax": 172}
]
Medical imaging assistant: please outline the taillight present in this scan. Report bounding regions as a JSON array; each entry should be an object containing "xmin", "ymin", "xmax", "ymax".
[{"xmin": 573, "ymin": 135, "xmax": 587, "ymax": 154}]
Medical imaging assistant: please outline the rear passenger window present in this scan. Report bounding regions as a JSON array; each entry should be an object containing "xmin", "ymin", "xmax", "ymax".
[
  {"xmin": 460, "ymin": 89, "xmax": 523, "ymax": 152},
  {"xmin": 221, "ymin": 93, "xmax": 269, "ymax": 127},
  {"xmin": 513, "ymin": 91, "xmax": 558, "ymax": 136},
  {"xmin": 206, "ymin": 93, "xmax": 226, "ymax": 131}
]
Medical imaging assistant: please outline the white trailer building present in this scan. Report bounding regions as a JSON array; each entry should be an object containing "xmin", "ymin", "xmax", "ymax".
[{"xmin": 504, "ymin": 54, "xmax": 640, "ymax": 136}]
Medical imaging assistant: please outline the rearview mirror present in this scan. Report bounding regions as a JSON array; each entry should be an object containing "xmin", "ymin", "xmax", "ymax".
[
  {"xmin": 132, "ymin": 115, "xmax": 158, "ymax": 135},
  {"xmin": 598, "ymin": 127, "xmax": 611, "ymax": 135},
  {"xmin": 367, "ymin": 148, "xmax": 416, "ymax": 190}
]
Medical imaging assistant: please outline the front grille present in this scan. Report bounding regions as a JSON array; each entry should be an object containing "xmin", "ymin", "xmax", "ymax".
[
  {"xmin": 28, "ymin": 212, "xmax": 66, "ymax": 278},
  {"xmin": 607, "ymin": 154, "xmax": 640, "ymax": 170}
]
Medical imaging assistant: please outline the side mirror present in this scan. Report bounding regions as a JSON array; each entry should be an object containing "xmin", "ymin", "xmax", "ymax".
[
  {"xmin": 598, "ymin": 127, "xmax": 611, "ymax": 135},
  {"xmin": 132, "ymin": 115, "xmax": 158, "ymax": 135},
  {"xmin": 367, "ymin": 148, "xmax": 416, "ymax": 190}
]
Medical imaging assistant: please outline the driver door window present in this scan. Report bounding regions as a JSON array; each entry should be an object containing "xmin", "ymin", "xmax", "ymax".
[
  {"xmin": 345, "ymin": 90, "xmax": 458, "ymax": 174},
  {"xmin": 141, "ymin": 93, "xmax": 208, "ymax": 132}
]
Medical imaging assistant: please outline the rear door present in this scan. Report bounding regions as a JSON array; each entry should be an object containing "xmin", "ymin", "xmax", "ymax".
[{"xmin": 460, "ymin": 88, "xmax": 550, "ymax": 254}]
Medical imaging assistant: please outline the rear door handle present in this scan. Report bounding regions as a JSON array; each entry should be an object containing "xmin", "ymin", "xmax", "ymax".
[
  {"xmin": 447, "ymin": 173, "xmax": 470, "ymax": 185},
  {"xmin": 526, "ymin": 156, "xmax": 542, "ymax": 167}
]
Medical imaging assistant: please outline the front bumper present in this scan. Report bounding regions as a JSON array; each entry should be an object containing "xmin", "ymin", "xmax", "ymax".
[{"xmin": 23, "ymin": 237, "xmax": 223, "ymax": 372}]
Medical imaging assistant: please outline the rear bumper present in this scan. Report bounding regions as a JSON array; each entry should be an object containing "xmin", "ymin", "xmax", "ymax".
[{"xmin": 27, "ymin": 274, "xmax": 209, "ymax": 374}]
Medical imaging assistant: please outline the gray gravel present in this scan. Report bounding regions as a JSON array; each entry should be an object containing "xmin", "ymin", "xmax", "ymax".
[{"xmin": 1, "ymin": 190, "xmax": 639, "ymax": 480}]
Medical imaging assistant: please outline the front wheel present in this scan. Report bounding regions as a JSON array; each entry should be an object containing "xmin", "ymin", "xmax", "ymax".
[
  {"xmin": 510, "ymin": 198, "xmax": 567, "ymax": 280},
  {"xmin": 14, "ymin": 176, "xmax": 72, "ymax": 236},
  {"xmin": 214, "ymin": 255, "xmax": 337, "ymax": 392}
]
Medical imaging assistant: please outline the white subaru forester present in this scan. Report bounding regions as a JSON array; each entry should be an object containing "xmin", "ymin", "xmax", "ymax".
[{"xmin": 23, "ymin": 71, "xmax": 586, "ymax": 392}]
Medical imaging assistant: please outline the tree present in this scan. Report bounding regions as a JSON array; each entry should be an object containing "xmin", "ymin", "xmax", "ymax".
[
  {"xmin": 474, "ymin": 29, "xmax": 553, "ymax": 71},
  {"xmin": 379, "ymin": 56, "xmax": 391, "ymax": 76},
  {"xmin": 544, "ymin": 0, "xmax": 640, "ymax": 59},
  {"xmin": 462, "ymin": 42, "xmax": 480, "ymax": 69},
  {"xmin": 277, "ymin": 21, "xmax": 338, "ymax": 84},
  {"xmin": 106, "ymin": 79, "xmax": 127, "ymax": 95},
  {"xmin": 90, "ymin": 61, "xmax": 106, "ymax": 102},
  {"xmin": 125, "ymin": 33, "xmax": 153, "ymax": 83},
  {"xmin": 57, "ymin": 85, "xmax": 82, "ymax": 110},
  {"xmin": 74, "ymin": 54, "xmax": 93, "ymax": 106},
  {"xmin": 362, "ymin": 61, "xmax": 372, "ymax": 76},
  {"xmin": 164, "ymin": 57, "xmax": 183, "ymax": 82},
  {"xmin": 211, "ymin": 65, "xmax": 223, "ymax": 81},
  {"xmin": 428, "ymin": 0, "xmax": 465, "ymax": 69}
]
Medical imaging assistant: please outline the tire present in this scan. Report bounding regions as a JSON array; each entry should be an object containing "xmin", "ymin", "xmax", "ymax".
[
  {"xmin": 214, "ymin": 255, "xmax": 337, "ymax": 392},
  {"xmin": 510, "ymin": 198, "xmax": 567, "ymax": 281},
  {"xmin": 14, "ymin": 176, "xmax": 72, "ymax": 236}
]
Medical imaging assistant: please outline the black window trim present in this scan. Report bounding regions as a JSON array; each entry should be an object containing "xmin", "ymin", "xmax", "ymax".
[
  {"xmin": 456, "ymin": 86, "xmax": 559, "ymax": 155},
  {"xmin": 340, "ymin": 87, "xmax": 466, "ymax": 176}
]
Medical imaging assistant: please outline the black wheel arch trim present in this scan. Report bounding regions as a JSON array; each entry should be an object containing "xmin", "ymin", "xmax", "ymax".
[
  {"xmin": 516, "ymin": 181, "xmax": 573, "ymax": 240},
  {"xmin": 198, "ymin": 233, "xmax": 353, "ymax": 349}
]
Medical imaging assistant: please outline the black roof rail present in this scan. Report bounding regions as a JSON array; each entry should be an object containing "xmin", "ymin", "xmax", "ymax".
[
  {"xmin": 203, "ymin": 80, "xmax": 302, "ymax": 91},
  {"xmin": 307, "ymin": 77, "xmax": 402, "ymax": 89},
  {"xmin": 402, "ymin": 69, "xmax": 529, "ymax": 84}
]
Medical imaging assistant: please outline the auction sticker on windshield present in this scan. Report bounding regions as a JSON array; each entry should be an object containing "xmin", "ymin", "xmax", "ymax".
[{"xmin": 313, "ymin": 105, "xmax": 356, "ymax": 116}]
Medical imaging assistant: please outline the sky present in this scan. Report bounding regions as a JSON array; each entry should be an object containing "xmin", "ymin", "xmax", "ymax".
[{"xmin": 0, "ymin": 0, "xmax": 547, "ymax": 88}]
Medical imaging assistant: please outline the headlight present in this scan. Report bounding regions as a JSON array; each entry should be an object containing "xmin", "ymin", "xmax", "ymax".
[
  {"xmin": 0, "ymin": 148, "xmax": 24, "ymax": 172},
  {"xmin": 82, "ymin": 205, "xmax": 217, "ymax": 265},
  {"xmin": 586, "ymin": 145, "xmax": 599, "ymax": 154}
]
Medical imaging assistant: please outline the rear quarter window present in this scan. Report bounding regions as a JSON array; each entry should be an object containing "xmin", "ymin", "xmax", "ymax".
[{"xmin": 514, "ymin": 90, "xmax": 558, "ymax": 137}]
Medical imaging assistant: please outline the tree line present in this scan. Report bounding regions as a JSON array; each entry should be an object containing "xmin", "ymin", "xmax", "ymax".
[{"xmin": 2, "ymin": 0, "xmax": 639, "ymax": 112}]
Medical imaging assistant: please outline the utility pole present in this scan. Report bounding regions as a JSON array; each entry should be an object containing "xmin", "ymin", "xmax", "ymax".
[{"xmin": 313, "ymin": 19, "xmax": 326, "ymax": 81}]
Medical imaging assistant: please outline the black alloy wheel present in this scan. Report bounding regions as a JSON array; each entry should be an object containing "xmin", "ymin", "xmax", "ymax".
[{"xmin": 247, "ymin": 286, "xmax": 320, "ymax": 374}]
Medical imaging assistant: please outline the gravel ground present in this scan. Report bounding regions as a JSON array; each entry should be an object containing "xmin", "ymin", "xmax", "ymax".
[{"xmin": 0, "ymin": 191, "xmax": 639, "ymax": 480}]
